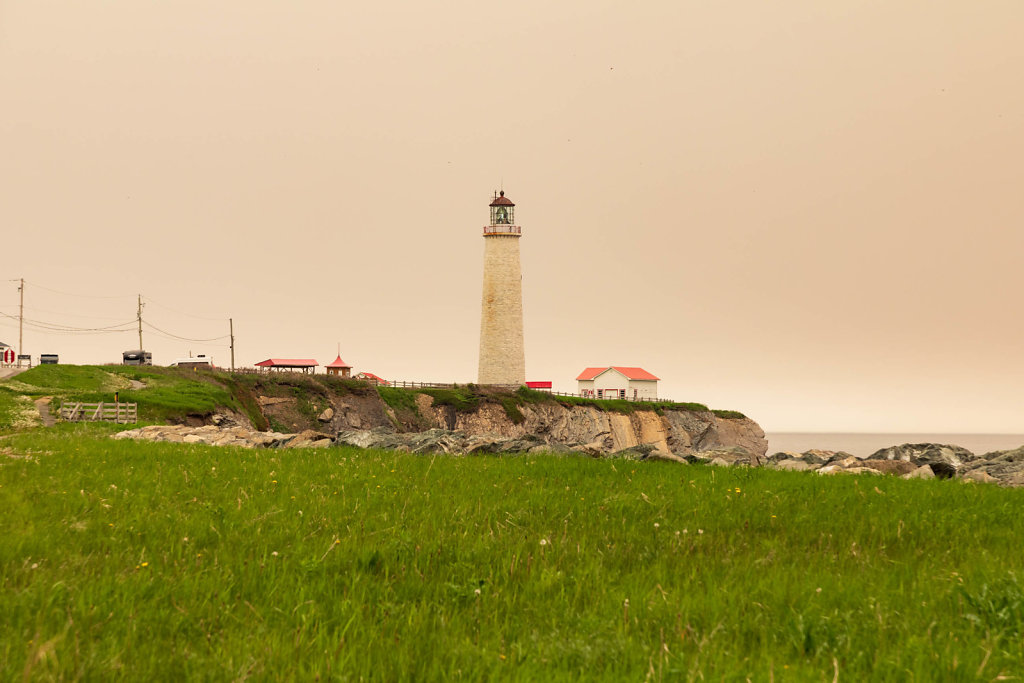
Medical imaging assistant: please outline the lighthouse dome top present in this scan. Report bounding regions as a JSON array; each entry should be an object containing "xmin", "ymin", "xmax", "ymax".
[
  {"xmin": 489, "ymin": 191, "xmax": 515, "ymax": 207},
  {"xmin": 487, "ymin": 190, "xmax": 517, "ymax": 228}
]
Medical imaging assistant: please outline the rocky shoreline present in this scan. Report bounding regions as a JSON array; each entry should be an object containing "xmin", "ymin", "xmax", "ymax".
[{"xmin": 110, "ymin": 424, "xmax": 1024, "ymax": 487}]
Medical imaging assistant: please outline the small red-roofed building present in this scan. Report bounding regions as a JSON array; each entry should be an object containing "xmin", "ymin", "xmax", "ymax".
[
  {"xmin": 255, "ymin": 358, "xmax": 319, "ymax": 374},
  {"xmin": 525, "ymin": 381, "xmax": 552, "ymax": 391},
  {"xmin": 354, "ymin": 372, "xmax": 389, "ymax": 385},
  {"xmin": 324, "ymin": 355, "xmax": 352, "ymax": 378},
  {"xmin": 576, "ymin": 367, "xmax": 660, "ymax": 400}
]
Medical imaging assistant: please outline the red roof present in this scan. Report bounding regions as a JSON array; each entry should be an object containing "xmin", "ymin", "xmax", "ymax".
[
  {"xmin": 576, "ymin": 366, "xmax": 660, "ymax": 381},
  {"xmin": 355, "ymin": 372, "xmax": 389, "ymax": 385},
  {"xmin": 489, "ymin": 190, "xmax": 514, "ymax": 207},
  {"xmin": 526, "ymin": 381, "xmax": 552, "ymax": 389},
  {"xmin": 255, "ymin": 358, "xmax": 318, "ymax": 368},
  {"xmin": 325, "ymin": 355, "xmax": 351, "ymax": 368}
]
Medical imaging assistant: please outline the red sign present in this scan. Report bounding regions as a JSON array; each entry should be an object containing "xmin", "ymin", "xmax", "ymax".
[{"xmin": 2, "ymin": 348, "xmax": 14, "ymax": 364}]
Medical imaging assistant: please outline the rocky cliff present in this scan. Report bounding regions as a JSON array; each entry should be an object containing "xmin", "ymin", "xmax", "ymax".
[
  {"xmin": 216, "ymin": 375, "xmax": 767, "ymax": 459},
  {"xmin": 318, "ymin": 391, "xmax": 768, "ymax": 459}
]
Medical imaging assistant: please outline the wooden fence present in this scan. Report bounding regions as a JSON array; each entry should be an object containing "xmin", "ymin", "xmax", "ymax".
[
  {"xmin": 370, "ymin": 380, "xmax": 515, "ymax": 390},
  {"xmin": 547, "ymin": 390, "xmax": 666, "ymax": 403},
  {"xmin": 59, "ymin": 401, "xmax": 138, "ymax": 424}
]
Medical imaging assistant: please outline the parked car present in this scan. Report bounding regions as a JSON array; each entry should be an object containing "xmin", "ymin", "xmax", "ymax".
[
  {"xmin": 122, "ymin": 350, "xmax": 153, "ymax": 366},
  {"xmin": 169, "ymin": 355, "xmax": 214, "ymax": 370}
]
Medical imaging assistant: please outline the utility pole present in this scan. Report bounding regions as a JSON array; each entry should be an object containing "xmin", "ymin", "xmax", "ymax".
[
  {"xmin": 137, "ymin": 294, "xmax": 144, "ymax": 350},
  {"xmin": 229, "ymin": 318, "xmax": 235, "ymax": 371},
  {"xmin": 18, "ymin": 278, "xmax": 24, "ymax": 366}
]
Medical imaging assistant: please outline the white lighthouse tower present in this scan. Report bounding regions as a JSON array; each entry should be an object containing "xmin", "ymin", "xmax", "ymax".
[{"xmin": 477, "ymin": 190, "xmax": 526, "ymax": 386}]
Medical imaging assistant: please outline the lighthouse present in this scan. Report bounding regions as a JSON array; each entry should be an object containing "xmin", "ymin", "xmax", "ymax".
[{"xmin": 477, "ymin": 190, "xmax": 526, "ymax": 386}]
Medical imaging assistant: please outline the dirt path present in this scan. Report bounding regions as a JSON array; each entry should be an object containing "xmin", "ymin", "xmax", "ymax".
[
  {"xmin": 129, "ymin": 380, "xmax": 145, "ymax": 390},
  {"xmin": 34, "ymin": 397, "xmax": 56, "ymax": 427}
]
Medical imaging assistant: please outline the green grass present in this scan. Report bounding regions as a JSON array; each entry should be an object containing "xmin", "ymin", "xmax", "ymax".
[
  {"xmin": 500, "ymin": 396, "xmax": 526, "ymax": 424},
  {"xmin": 217, "ymin": 375, "xmax": 269, "ymax": 431},
  {"xmin": 4, "ymin": 366, "xmax": 241, "ymax": 425},
  {"xmin": 377, "ymin": 385, "xmax": 421, "ymax": 414},
  {"xmin": 0, "ymin": 387, "xmax": 34, "ymax": 431},
  {"xmin": 380, "ymin": 384, "xmax": 725, "ymax": 421},
  {"xmin": 419, "ymin": 387, "xmax": 480, "ymax": 412},
  {"xmin": 2, "ymin": 426, "xmax": 1024, "ymax": 680},
  {"xmin": 514, "ymin": 386, "xmax": 712, "ymax": 414},
  {"xmin": 13, "ymin": 365, "xmax": 126, "ymax": 393}
]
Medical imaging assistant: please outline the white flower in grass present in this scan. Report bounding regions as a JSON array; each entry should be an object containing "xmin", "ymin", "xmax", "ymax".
[
  {"xmin": 653, "ymin": 523, "xmax": 660, "ymax": 529},
  {"xmin": 697, "ymin": 529, "xmax": 704, "ymax": 535},
  {"xmin": 474, "ymin": 588, "xmax": 481, "ymax": 596},
  {"xmin": 271, "ymin": 551, "xmax": 279, "ymax": 557},
  {"xmin": 539, "ymin": 538, "xmax": 548, "ymax": 546}
]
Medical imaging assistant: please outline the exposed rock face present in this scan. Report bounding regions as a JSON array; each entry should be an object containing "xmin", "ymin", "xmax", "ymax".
[
  {"xmin": 335, "ymin": 428, "xmax": 548, "ymax": 455},
  {"xmin": 409, "ymin": 397, "xmax": 768, "ymax": 460},
  {"xmin": 234, "ymin": 376, "xmax": 767, "ymax": 460},
  {"xmin": 322, "ymin": 391, "xmax": 396, "ymax": 431}
]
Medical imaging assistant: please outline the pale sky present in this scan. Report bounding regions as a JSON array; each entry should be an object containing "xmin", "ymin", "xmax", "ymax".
[{"xmin": 2, "ymin": 1, "xmax": 1022, "ymax": 433}]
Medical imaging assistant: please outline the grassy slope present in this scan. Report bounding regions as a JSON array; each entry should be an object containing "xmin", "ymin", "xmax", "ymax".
[
  {"xmin": 2, "ymin": 426, "xmax": 1023, "ymax": 680},
  {"xmin": 2, "ymin": 365, "xmax": 240, "ymax": 426}
]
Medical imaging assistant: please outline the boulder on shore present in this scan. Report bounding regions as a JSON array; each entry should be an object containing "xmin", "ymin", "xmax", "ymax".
[
  {"xmin": 868, "ymin": 443, "xmax": 977, "ymax": 478},
  {"xmin": 960, "ymin": 446, "xmax": 1024, "ymax": 486}
]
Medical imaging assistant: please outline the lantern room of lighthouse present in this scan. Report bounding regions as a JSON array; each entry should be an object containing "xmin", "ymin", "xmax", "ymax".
[{"xmin": 485, "ymin": 191, "xmax": 520, "ymax": 235}]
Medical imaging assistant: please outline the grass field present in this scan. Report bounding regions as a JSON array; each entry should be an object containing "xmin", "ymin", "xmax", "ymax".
[{"xmin": 3, "ymin": 425, "xmax": 1024, "ymax": 680}]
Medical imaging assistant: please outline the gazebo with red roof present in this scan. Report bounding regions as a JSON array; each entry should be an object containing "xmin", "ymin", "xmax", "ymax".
[
  {"xmin": 325, "ymin": 354, "xmax": 352, "ymax": 378},
  {"xmin": 576, "ymin": 366, "xmax": 660, "ymax": 401},
  {"xmin": 254, "ymin": 358, "xmax": 319, "ymax": 374}
]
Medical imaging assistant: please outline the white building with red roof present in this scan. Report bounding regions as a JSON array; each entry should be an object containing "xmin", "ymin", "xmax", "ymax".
[{"xmin": 576, "ymin": 366, "xmax": 660, "ymax": 400}]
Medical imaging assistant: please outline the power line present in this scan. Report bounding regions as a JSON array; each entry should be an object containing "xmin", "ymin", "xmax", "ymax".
[
  {"xmin": 0, "ymin": 310, "xmax": 137, "ymax": 333},
  {"xmin": 0, "ymin": 305, "xmax": 132, "ymax": 322},
  {"xmin": 142, "ymin": 320, "xmax": 230, "ymax": 343},
  {"xmin": 9, "ymin": 280, "xmax": 238, "ymax": 358},
  {"xmin": 0, "ymin": 320, "xmax": 134, "ymax": 336}
]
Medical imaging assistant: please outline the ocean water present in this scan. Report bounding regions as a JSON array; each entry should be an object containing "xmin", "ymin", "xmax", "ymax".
[{"xmin": 765, "ymin": 433, "xmax": 1024, "ymax": 459}]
